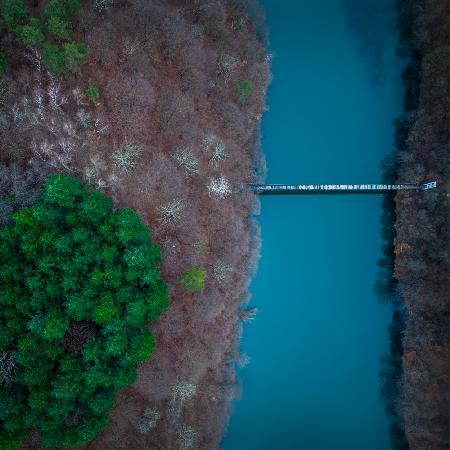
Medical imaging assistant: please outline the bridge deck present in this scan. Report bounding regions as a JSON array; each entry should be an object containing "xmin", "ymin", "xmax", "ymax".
[{"xmin": 246, "ymin": 182, "xmax": 436, "ymax": 193}]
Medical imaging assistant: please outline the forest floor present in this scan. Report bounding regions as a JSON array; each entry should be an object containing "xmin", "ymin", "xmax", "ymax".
[{"xmin": 0, "ymin": 1, "xmax": 270, "ymax": 449}]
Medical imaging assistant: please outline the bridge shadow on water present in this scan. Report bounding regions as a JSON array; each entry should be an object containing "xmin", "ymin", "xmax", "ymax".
[{"xmin": 258, "ymin": 190, "xmax": 399, "ymax": 196}]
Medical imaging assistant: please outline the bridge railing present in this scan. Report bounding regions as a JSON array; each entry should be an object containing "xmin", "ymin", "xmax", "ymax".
[
  {"xmin": 422, "ymin": 181, "xmax": 437, "ymax": 190},
  {"xmin": 243, "ymin": 181, "xmax": 437, "ymax": 193}
]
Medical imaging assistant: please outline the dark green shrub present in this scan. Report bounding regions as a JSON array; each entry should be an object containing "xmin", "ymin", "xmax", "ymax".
[
  {"xmin": 0, "ymin": 50, "xmax": 8, "ymax": 72},
  {"xmin": 1, "ymin": 0, "xmax": 27, "ymax": 30},
  {"xmin": 86, "ymin": 85, "xmax": 100, "ymax": 102},
  {"xmin": 0, "ymin": 429, "xmax": 28, "ymax": 450},
  {"xmin": 234, "ymin": 79, "xmax": 254, "ymax": 104},
  {"xmin": 15, "ymin": 18, "xmax": 44, "ymax": 46},
  {"xmin": 0, "ymin": 174, "xmax": 167, "ymax": 447},
  {"xmin": 47, "ymin": 15, "xmax": 72, "ymax": 41},
  {"xmin": 179, "ymin": 267, "xmax": 206, "ymax": 292}
]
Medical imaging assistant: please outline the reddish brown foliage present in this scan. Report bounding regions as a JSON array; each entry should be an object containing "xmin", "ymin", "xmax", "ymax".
[{"xmin": 394, "ymin": 0, "xmax": 450, "ymax": 448}]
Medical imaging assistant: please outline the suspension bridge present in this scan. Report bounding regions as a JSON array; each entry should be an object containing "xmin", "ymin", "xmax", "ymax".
[{"xmin": 245, "ymin": 181, "xmax": 437, "ymax": 194}]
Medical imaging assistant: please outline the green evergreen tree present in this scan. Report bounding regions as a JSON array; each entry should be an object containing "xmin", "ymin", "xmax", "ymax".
[
  {"xmin": 1, "ymin": 0, "xmax": 27, "ymax": 30},
  {"xmin": 179, "ymin": 267, "xmax": 207, "ymax": 292},
  {"xmin": 42, "ymin": 42, "xmax": 64, "ymax": 75},
  {"xmin": 62, "ymin": 42, "xmax": 88, "ymax": 75},
  {"xmin": 47, "ymin": 15, "xmax": 72, "ymax": 41},
  {"xmin": 15, "ymin": 18, "xmax": 44, "ymax": 46},
  {"xmin": 235, "ymin": 79, "xmax": 254, "ymax": 104},
  {"xmin": 86, "ymin": 85, "xmax": 100, "ymax": 102}
]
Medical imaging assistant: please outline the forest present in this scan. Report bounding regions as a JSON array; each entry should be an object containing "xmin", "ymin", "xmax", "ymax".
[
  {"xmin": 377, "ymin": 0, "xmax": 450, "ymax": 448},
  {"xmin": 0, "ymin": 0, "xmax": 270, "ymax": 449},
  {"xmin": 1, "ymin": 174, "xmax": 168, "ymax": 448}
]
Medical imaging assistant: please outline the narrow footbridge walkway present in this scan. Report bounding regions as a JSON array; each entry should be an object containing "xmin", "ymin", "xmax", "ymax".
[{"xmin": 245, "ymin": 181, "xmax": 436, "ymax": 194}]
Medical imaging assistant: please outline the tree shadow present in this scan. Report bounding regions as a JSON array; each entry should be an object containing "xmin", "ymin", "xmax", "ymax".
[{"xmin": 342, "ymin": 0, "xmax": 397, "ymax": 86}]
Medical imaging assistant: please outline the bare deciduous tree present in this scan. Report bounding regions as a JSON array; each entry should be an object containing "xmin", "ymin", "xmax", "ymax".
[
  {"xmin": 158, "ymin": 199, "xmax": 185, "ymax": 226},
  {"xmin": 48, "ymin": 83, "xmax": 68, "ymax": 110},
  {"xmin": 0, "ymin": 75, "xmax": 14, "ymax": 107},
  {"xmin": 213, "ymin": 259, "xmax": 233, "ymax": 283},
  {"xmin": 217, "ymin": 54, "xmax": 239, "ymax": 82},
  {"xmin": 202, "ymin": 134, "xmax": 229, "ymax": 167},
  {"xmin": 238, "ymin": 307, "xmax": 258, "ymax": 323},
  {"xmin": 93, "ymin": 0, "xmax": 114, "ymax": 12},
  {"xmin": 207, "ymin": 175, "xmax": 232, "ymax": 198},
  {"xmin": 122, "ymin": 37, "xmax": 141, "ymax": 57},
  {"xmin": 112, "ymin": 139, "xmax": 143, "ymax": 174},
  {"xmin": 137, "ymin": 408, "xmax": 160, "ymax": 433},
  {"xmin": 168, "ymin": 382, "xmax": 197, "ymax": 421},
  {"xmin": 237, "ymin": 353, "xmax": 251, "ymax": 368},
  {"xmin": 0, "ymin": 351, "xmax": 16, "ymax": 384},
  {"xmin": 157, "ymin": 91, "xmax": 192, "ymax": 132},
  {"xmin": 178, "ymin": 425, "xmax": 197, "ymax": 450},
  {"xmin": 172, "ymin": 146, "xmax": 200, "ymax": 175},
  {"xmin": 33, "ymin": 138, "xmax": 77, "ymax": 172}
]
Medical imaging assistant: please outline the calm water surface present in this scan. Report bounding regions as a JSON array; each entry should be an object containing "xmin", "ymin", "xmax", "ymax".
[{"xmin": 223, "ymin": 1, "xmax": 403, "ymax": 449}]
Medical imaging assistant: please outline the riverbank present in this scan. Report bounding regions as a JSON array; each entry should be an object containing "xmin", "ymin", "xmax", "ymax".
[
  {"xmin": 0, "ymin": 1, "xmax": 269, "ymax": 448},
  {"xmin": 391, "ymin": 0, "xmax": 450, "ymax": 448}
]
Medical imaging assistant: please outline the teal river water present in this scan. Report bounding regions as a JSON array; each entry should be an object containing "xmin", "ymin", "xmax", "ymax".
[{"xmin": 222, "ymin": 1, "xmax": 404, "ymax": 449}]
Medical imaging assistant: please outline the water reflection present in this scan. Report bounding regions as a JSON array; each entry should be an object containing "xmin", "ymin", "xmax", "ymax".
[{"xmin": 342, "ymin": 0, "xmax": 397, "ymax": 85}]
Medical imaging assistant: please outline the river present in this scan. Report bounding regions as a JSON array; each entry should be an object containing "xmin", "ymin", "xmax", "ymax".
[{"xmin": 223, "ymin": 1, "xmax": 404, "ymax": 449}]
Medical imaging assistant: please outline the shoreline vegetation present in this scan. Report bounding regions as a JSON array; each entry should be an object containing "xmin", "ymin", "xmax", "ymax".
[
  {"xmin": 1, "ymin": 1, "xmax": 269, "ymax": 449},
  {"xmin": 377, "ymin": 0, "xmax": 450, "ymax": 448}
]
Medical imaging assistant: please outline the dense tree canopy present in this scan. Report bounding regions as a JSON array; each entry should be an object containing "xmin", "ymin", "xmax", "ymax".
[
  {"xmin": 0, "ymin": 174, "xmax": 167, "ymax": 448},
  {"xmin": 1, "ymin": 0, "xmax": 87, "ymax": 76}
]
